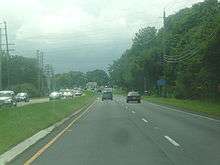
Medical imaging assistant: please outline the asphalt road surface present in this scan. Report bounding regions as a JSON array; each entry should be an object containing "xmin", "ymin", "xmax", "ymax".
[
  {"xmin": 17, "ymin": 98, "xmax": 49, "ymax": 107},
  {"xmin": 11, "ymin": 96, "xmax": 220, "ymax": 165}
]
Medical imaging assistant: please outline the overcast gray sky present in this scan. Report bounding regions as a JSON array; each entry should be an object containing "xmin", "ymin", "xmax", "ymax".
[{"xmin": 0, "ymin": 0, "xmax": 204, "ymax": 73}]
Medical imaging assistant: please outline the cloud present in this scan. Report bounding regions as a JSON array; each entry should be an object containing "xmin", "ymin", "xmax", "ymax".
[{"xmin": 0, "ymin": 0, "xmax": 204, "ymax": 72}]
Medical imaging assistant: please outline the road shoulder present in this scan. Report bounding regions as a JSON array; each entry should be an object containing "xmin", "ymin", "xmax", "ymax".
[{"xmin": 0, "ymin": 99, "xmax": 96, "ymax": 165}]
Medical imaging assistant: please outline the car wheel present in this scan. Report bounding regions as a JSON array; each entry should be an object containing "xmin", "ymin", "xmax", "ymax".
[
  {"xmin": 138, "ymin": 100, "xmax": 141, "ymax": 103},
  {"xmin": 126, "ymin": 100, "xmax": 129, "ymax": 103}
]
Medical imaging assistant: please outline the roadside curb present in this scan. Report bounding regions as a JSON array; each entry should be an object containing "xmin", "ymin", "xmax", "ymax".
[{"xmin": 0, "ymin": 104, "xmax": 90, "ymax": 165}]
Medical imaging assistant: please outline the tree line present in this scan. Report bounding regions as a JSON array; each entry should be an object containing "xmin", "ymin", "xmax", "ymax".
[
  {"xmin": 54, "ymin": 69, "xmax": 110, "ymax": 89},
  {"xmin": 109, "ymin": 0, "xmax": 220, "ymax": 100},
  {"xmin": 0, "ymin": 50, "xmax": 110, "ymax": 96},
  {"xmin": 0, "ymin": 52, "xmax": 39, "ymax": 96}
]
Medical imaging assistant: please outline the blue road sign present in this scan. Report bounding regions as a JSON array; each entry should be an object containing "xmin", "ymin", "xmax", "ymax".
[{"xmin": 157, "ymin": 79, "xmax": 166, "ymax": 86}]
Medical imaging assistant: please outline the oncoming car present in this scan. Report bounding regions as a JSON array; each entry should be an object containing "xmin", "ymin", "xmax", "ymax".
[
  {"xmin": 0, "ymin": 91, "xmax": 17, "ymax": 107},
  {"xmin": 126, "ymin": 91, "xmax": 141, "ymax": 103},
  {"xmin": 75, "ymin": 91, "xmax": 83, "ymax": 96},
  {"xmin": 102, "ymin": 90, "xmax": 113, "ymax": 101}
]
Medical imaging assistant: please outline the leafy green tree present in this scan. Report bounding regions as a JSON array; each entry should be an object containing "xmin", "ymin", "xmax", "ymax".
[
  {"xmin": 55, "ymin": 71, "xmax": 87, "ymax": 89},
  {"xmin": 86, "ymin": 69, "xmax": 110, "ymax": 86},
  {"xmin": 109, "ymin": 0, "xmax": 220, "ymax": 100}
]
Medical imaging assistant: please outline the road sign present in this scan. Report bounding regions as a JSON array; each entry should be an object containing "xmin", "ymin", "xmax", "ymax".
[{"xmin": 157, "ymin": 79, "xmax": 166, "ymax": 86}]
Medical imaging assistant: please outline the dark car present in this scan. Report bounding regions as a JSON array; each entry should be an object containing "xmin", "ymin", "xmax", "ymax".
[
  {"xmin": 102, "ymin": 91, "xmax": 113, "ymax": 101},
  {"xmin": 127, "ymin": 91, "xmax": 141, "ymax": 103},
  {"xmin": 15, "ymin": 92, "xmax": 30, "ymax": 102}
]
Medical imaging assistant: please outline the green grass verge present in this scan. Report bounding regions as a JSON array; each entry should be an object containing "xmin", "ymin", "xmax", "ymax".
[
  {"xmin": 0, "ymin": 92, "xmax": 96, "ymax": 154},
  {"xmin": 144, "ymin": 97, "xmax": 220, "ymax": 118},
  {"xmin": 113, "ymin": 88, "xmax": 127, "ymax": 96}
]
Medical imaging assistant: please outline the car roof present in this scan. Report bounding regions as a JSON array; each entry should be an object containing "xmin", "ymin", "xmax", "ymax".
[
  {"xmin": 103, "ymin": 90, "xmax": 112, "ymax": 93},
  {"xmin": 0, "ymin": 90, "xmax": 15, "ymax": 94},
  {"xmin": 17, "ymin": 92, "xmax": 27, "ymax": 94},
  {"xmin": 128, "ymin": 91, "xmax": 139, "ymax": 96}
]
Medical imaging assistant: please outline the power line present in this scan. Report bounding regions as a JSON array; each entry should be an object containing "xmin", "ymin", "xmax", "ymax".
[
  {"xmin": 164, "ymin": 47, "xmax": 200, "ymax": 60},
  {"xmin": 164, "ymin": 49, "xmax": 201, "ymax": 63},
  {"xmin": 163, "ymin": 28, "xmax": 218, "ymax": 63}
]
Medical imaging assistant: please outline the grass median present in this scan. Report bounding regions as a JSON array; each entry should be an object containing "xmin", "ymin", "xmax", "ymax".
[
  {"xmin": 144, "ymin": 97, "xmax": 220, "ymax": 118},
  {"xmin": 0, "ymin": 92, "xmax": 96, "ymax": 155}
]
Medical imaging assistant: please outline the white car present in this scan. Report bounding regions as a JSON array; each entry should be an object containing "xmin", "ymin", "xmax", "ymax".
[
  {"xmin": 0, "ymin": 91, "xmax": 17, "ymax": 107},
  {"xmin": 75, "ymin": 91, "xmax": 83, "ymax": 96},
  {"xmin": 62, "ymin": 91, "xmax": 73, "ymax": 98},
  {"xmin": 15, "ymin": 92, "xmax": 30, "ymax": 102},
  {"xmin": 49, "ymin": 92, "xmax": 62, "ymax": 100}
]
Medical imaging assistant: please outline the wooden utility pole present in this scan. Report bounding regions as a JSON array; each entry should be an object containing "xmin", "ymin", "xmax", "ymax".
[
  {"xmin": 0, "ymin": 28, "xmax": 2, "ymax": 90},
  {"xmin": 45, "ymin": 64, "xmax": 51, "ymax": 93},
  {"xmin": 163, "ymin": 8, "xmax": 166, "ymax": 61},
  {"xmin": 162, "ymin": 9, "xmax": 167, "ymax": 97},
  {"xmin": 0, "ymin": 21, "xmax": 15, "ymax": 89},
  {"xmin": 4, "ymin": 21, "xmax": 9, "ymax": 88},
  {"xmin": 4, "ymin": 22, "xmax": 9, "ymax": 56},
  {"xmin": 37, "ymin": 50, "xmax": 44, "ymax": 96}
]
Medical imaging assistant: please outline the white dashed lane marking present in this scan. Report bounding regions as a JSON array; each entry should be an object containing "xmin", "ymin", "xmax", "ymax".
[
  {"xmin": 142, "ymin": 118, "xmax": 148, "ymax": 123},
  {"xmin": 164, "ymin": 136, "xmax": 180, "ymax": 147}
]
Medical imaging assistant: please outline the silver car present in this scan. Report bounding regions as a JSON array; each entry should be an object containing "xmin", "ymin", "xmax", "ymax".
[
  {"xmin": 75, "ymin": 90, "xmax": 83, "ymax": 96},
  {"xmin": 49, "ymin": 91, "xmax": 62, "ymax": 100},
  {"xmin": 15, "ymin": 92, "xmax": 30, "ymax": 102},
  {"xmin": 0, "ymin": 91, "xmax": 17, "ymax": 107}
]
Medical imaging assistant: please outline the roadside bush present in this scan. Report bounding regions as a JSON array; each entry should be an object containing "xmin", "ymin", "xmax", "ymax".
[{"xmin": 10, "ymin": 83, "xmax": 39, "ymax": 97}]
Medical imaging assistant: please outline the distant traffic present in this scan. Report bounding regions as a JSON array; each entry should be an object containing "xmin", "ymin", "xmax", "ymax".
[
  {"xmin": 49, "ymin": 88, "xmax": 83, "ymax": 100},
  {"xmin": 0, "ymin": 87, "xmax": 85, "ymax": 108}
]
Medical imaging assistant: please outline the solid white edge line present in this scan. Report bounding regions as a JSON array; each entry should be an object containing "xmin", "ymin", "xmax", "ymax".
[
  {"xmin": 142, "ymin": 118, "xmax": 148, "ymax": 123},
  {"xmin": 164, "ymin": 136, "xmax": 180, "ymax": 147},
  {"xmin": 147, "ymin": 102, "xmax": 220, "ymax": 122}
]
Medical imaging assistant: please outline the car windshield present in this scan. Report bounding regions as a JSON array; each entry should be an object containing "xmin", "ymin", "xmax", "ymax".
[
  {"xmin": 103, "ymin": 91, "xmax": 112, "ymax": 94},
  {"xmin": 50, "ymin": 92, "xmax": 59, "ymax": 95},
  {"xmin": 17, "ymin": 93, "xmax": 26, "ymax": 97},
  {"xmin": 1, "ymin": 1, "xmax": 219, "ymax": 165}
]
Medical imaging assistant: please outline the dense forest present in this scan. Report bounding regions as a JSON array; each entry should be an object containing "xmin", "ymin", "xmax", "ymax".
[{"xmin": 109, "ymin": 0, "xmax": 220, "ymax": 100}]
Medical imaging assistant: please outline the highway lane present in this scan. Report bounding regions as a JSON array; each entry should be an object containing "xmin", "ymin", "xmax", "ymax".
[
  {"xmin": 117, "ymin": 97, "xmax": 220, "ymax": 165},
  {"xmin": 10, "ymin": 97, "xmax": 220, "ymax": 165}
]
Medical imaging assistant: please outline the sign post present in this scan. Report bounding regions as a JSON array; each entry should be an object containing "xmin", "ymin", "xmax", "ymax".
[{"xmin": 157, "ymin": 79, "xmax": 166, "ymax": 97}]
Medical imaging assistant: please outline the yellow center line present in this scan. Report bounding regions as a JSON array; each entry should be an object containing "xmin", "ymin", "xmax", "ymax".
[{"xmin": 24, "ymin": 101, "xmax": 96, "ymax": 165}]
